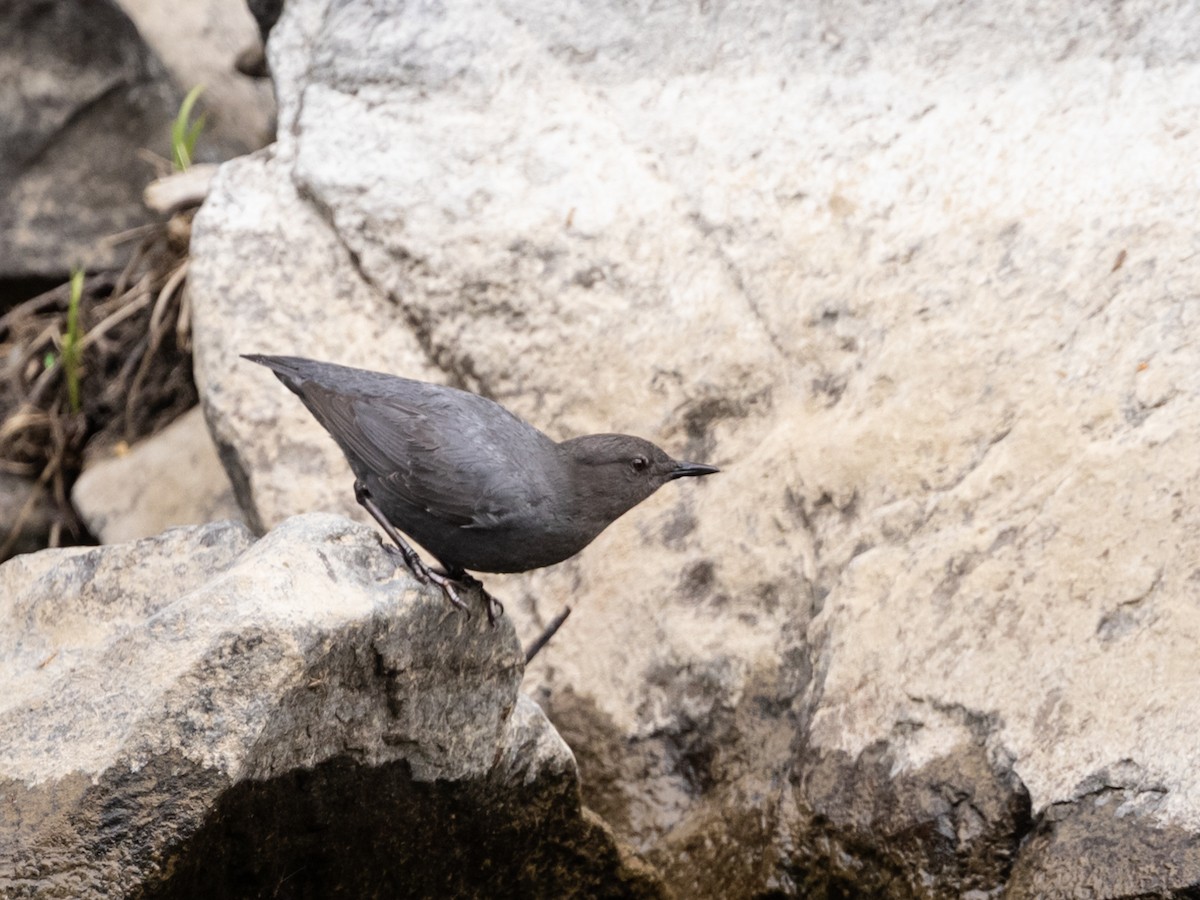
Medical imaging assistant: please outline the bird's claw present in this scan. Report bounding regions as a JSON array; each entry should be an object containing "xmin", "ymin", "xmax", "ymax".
[
  {"xmin": 483, "ymin": 593, "xmax": 504, "ymax": 628},
  {"xmin": 383, "ymin": 543, "xmax": 428, "ymax": 584},
  {"xmin": 379, "ymin": 536, "xmax": 502, "ymax": 625},
  {"xmin": 455, "ymin": 572, "xmax": 504, "ymax": 628},
  {"xmin": 382, "ymin": 542, "xmax": 470, "ymax": 618},
  {"xmin": 431, "ymin": 573, "xmax": 472, "ymax": 620}
]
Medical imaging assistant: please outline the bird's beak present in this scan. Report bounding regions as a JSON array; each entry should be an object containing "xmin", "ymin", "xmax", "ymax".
[{"xmin": 668, "ymin": 460, "xmax": 720, "ymax": 480}]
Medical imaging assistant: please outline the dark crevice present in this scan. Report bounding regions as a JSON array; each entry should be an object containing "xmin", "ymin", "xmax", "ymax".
[{"xmin": 136, "ymin": 754, "xmax": 665, "ymax": 900}]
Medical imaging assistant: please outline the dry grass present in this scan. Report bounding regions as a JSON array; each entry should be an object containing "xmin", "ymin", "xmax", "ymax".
[{"xmin": 0, "ymin": 218, "xmax": 199, "ymax": 557}]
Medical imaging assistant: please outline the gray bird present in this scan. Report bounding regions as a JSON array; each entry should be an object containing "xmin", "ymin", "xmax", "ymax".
[{"xmin": 243, "ymin": 355, "xmax": 719, "ymax": 624}]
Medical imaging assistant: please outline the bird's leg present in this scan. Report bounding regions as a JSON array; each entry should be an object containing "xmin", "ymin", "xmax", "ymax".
[
  {"xmin": 355, "ymin": 480, "xmax": 470, "ymax": 618},
  {"xmin": 446, "ymin": 569, "xmax": 505, "ymax": 628}
]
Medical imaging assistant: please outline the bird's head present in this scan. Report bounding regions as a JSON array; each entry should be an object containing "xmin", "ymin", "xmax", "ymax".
[{"xmin": 559, "ymin": 433, "xmax": 719, "ymax": 520}]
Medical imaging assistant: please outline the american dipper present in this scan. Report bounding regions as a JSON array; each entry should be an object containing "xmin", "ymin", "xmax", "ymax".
[{"xmin": 244, "ymin": 355, "xmax": 719, "ymax": 624}]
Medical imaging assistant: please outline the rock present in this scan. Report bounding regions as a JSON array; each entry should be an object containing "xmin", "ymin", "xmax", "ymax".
[
  {"xmin": 0, "ymin": 472, "xmax": 55, "ymax": 560},
  {"xmin": 1005, "ymin": 781, "xmax": 1200, "ymax": 899},
  {"xmin": 143, "ymin": 163, "xmax": 219, "ymax": 215},
  {"xmin": 71, "ymin": 406, "xmax": 244, "ymax": 544},
  {"xmin": 0, "ymin": 0, "xmax": 273, "ymax": 285},
  {"xmin": 186, "ymin": 0, "xmax": 1200, "ymax": 895},
  {"xmin": 0, "ymin": 0, "xmax": 179, "ymax": 278},
  {"xmin": 115, "ymin": 0, "xmax": 275, "ymax": 157},
  {"xmin": 0, "ymin": 514, "xmax": 663, "ymax": 898}
]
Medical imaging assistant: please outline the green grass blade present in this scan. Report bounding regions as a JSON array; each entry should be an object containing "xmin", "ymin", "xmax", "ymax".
[
  {"xmin": 172, "ymin": 85, "xmax": 206, "ymax": 171},
  {"xmin": 63, "ymin": 269, "xmax": 84, "ymax": 413}
]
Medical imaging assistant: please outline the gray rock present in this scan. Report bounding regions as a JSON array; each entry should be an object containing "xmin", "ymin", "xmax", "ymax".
[
  {"xmin": 72, "ymin": 407, "xmax": 244, "ymax": 544},
  {"xmin": 186, "ymin": 0, "xmax": 1200, "ymax": 895},
  {"xmin": 0, "ymin": 515, "xmax": 663, "ymax": 898},
  {"xmin": 1005, "ymin": 769, "xmax": 1200, "ymax": 899},
  {"xmin": 0, "ymin": 0, "xmax": 178, "ymax": 277},
  {"xmin": 0, "ymin": 472, "xmax": 55, "ymax": 560},
  {"xmin": 0, "ymin": 0, "xmax": 274, "ymax": 283}
]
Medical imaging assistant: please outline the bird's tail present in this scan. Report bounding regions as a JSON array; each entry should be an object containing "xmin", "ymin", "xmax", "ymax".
[{"xmin": 241, "ymin": 354, "xmax": 314, "ymax": 392}]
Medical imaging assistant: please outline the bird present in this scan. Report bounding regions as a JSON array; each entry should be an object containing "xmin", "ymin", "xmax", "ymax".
[{"xmin": 243, "ymin": 355, "xmax": 719, "ymax": 625}]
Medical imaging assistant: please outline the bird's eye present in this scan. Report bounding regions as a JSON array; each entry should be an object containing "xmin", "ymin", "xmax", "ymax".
[{"xmin": 631, "ymin": 456, "xmax": 649, "ymax": 472}]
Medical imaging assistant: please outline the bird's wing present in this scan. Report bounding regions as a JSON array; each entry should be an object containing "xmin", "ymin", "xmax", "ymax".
[{"xmin": 314, "ymin": 389, "xmax": 535, "ymax": 530}]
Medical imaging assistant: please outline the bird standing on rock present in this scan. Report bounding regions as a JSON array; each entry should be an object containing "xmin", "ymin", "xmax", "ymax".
[{"xmin": 244, "ymin": 355, "xmax": 719, "ymax": 625}]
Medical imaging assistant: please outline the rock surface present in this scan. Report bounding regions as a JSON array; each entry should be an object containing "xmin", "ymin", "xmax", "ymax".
[
  {"xmin": 0, "ymin": 515, "xmax": 661, "ymax": 898},
  {"xmin": 0, "ymin": 0, "xmax": 178, "ymax": 278},
  {"xmin": 0, "ymin": 0, "xmax": 273, "ymax": 284},
  {"xmin": 187, "ymin": 0, "xmax": 1200, "ymax": 895},
  {"xmin": 0, "ymin": 473, "xmax": 56, "ymax": 560},
  {"xmin": 72, "ymin": 407, "xmax": 244, "ymax": 544}
]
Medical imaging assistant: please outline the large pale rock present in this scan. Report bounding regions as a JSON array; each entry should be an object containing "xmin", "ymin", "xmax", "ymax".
[
  {"xmin": 72, "ymin": 407, "xmax": 244, "ymax": 543},
  {"xmin": 0, "ymin": 515, "xmax": 662, "ymax": 898},
  {"xmin": 188, "ymin": 0, "xmax": 1200, "ymax": 895}
]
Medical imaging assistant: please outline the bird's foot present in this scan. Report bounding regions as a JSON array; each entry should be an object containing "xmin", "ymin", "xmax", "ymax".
[
  {"xmin": 383, "ymin": 543, "xmax": 471, "ymax": 619},
  {"xmin": 358, "ymin": 480, "xmax": 472, "ymax": 620},
  {"xmin": 451, "ymin": 571, "xmax": 505, "ymax": 627},
  {"xmin": 481, "ymin": 588, "xmax": 504, "ymax": 627},
  {"xmin": 426, "ymin": 568, "xmax": 472, "ymax": 619}
]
